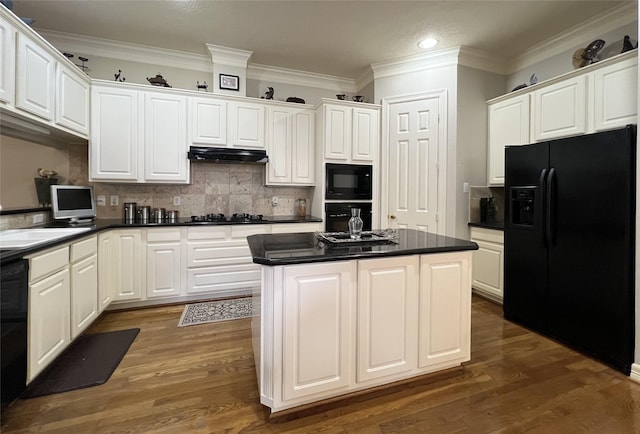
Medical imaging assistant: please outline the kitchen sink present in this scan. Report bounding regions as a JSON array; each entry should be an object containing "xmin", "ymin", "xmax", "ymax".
[{"xmin": 0, "ymin": 227, "xmax": 93, "ymax": 249}]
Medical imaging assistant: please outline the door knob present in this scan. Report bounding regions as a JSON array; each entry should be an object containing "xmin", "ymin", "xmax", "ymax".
[{"xmin": 389, "ymin": 214, "xmax": 397, "ymax": 219}]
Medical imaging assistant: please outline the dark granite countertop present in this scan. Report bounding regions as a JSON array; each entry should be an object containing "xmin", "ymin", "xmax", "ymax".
[
  {"xmin": 468, "ymin": 221, "xmax": 504, "ymax": 230},
  {"xmin": 0, "ymin": 215, "xmax": 322, "ymax": 264},
  {"xmin": 247, "ymin": 229, "xmax": 478, "ymax": 266}
]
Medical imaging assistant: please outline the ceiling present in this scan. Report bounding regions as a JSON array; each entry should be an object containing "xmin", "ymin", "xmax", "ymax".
[{"xmin": 10, "ymin": 0, "xmax": 637, "ymax": 79}]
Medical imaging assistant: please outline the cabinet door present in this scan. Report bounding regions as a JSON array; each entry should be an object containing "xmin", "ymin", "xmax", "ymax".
[
  {"xmin": 357, "ymin": 255, "xmax": 418, "ymax": 382},
  {"xmin": 90, "ymin": 86, "xmax": 139, "ymax": 181},
  {"xmin": 143, "ymin": 92, "xmax": 189, "ymax": 182},
  {"xmin": 266, "ymin": 106, "xmax": 292, "ymax": 184},
  {"xmin": 281, "ymin": 261, "xmax": 356, "ymax": 402},
  {"xmin": 28, "ymin": 268, "xmax": 70, "ymax": 382},
  {"xmin": 97, "ymin": 233, "xmax": 113, "ymax": 312},
  {"xmin": 146, "ymin": 229, "xmax": 183, "ymax": 298},
  {"xmin": 228, "ymin": 101, "xmax": 265, "ymax": 148},
  {"xmin": 0, "ymin": 15, "xmax": 15, "ymax": 106},
  {"xmin": 70, "ymin": 254, "xmax": 98, "ymax": 339},
  {"xmin": 487, "ymin": 94, "xmax": 530, "ymax": 186},
  {"xmin": 470, "ymin": 227, "xmax": 504, "ymax": 302},
  {"xmin": 418, "ymin": 252, "xmax": 471, "ymax": 369},
  {"xmin": 352, "ymin": 107, "xmax": 378, "ymax": 162},
  {"xmin": 15, "ymin": 33, "xmax": 55, "ymax": 121},
  {"xmin": 55, "ymin": 62, "xmax": 90, "ymax": 136},
  {"xmin": 190, "ymin": 96, "xmax": 227, "ymax": 145},
  {"xmin": 112, "ymin": 230, "xmax": 143, "ymax": 301},
  {"xmin": 324, "ymin": 104, "xmax": 351, "ymax": 160},
  {"xmin": 593, "ymin": 57, "xmax": 637, "ymax": 132},
  {"xmin": 533, "ymin": 76, "xmax": 586, "ymax": 141},
  {"xmin": 292, "ymin": 108, "xmax": 315, "ymax": 185}
]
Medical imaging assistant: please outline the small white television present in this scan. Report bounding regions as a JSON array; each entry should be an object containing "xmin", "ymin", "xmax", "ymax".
[{"xmin": 50, "ymin": 185, "xmax": 96, "ymax": 223}]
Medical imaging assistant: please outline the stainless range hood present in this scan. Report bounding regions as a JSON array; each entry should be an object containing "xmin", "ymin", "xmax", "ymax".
[{"xmin": 187, "ymin": 146, "xmax": 268, "ymax": 164}]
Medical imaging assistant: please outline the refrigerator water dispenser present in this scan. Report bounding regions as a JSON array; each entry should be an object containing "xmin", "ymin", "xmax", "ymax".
[{"xmin": 511, "ymin": 187, "xmax": 535, "ymax": 226}]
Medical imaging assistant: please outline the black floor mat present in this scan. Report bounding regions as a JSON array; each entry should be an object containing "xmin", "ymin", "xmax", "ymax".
[{"xmin": 22, "ymin": 328, "xmax": 140, "ymax": 398}]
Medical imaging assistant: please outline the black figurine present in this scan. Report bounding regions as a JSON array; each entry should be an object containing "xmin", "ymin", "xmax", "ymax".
[
  {"xmin": 147, "ymin": 74, "xmax": 171, "ymax": 87},
  {"xmin": 622, "ymin": 35, "xmax": 635, "ymax": 53},
  {"xmin": 196, "ymin": 81, "xmax": 208, "ymax": 91},
  {"xmin": 114, "ymin": 69, "xmax": 125, "ymax": 82},
  {"xmin": 261, "ymin": 87, "xmax": 274, "ymax": 100}
]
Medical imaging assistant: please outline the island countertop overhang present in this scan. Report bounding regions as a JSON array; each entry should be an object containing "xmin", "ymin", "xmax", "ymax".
[{"xmin": 247, "ymin": 229, "xmax": 478, "ymax": 266}]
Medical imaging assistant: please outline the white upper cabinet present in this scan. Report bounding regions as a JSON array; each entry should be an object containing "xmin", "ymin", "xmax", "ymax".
[
  {"xmin": 143, "ymin": 92, "xmax": 189, "ymax": 182},
  {"xmin": 90, "ymin": 84, "xmax": 140, "ymax": 181},
  {"xmin": 0, "ymin": 14, "xmax": 15, "ymax": 106},
  {"xmin": 16, "ymin": 32, "xmax": 55, "ymax": 121},
  {"xmin": 592, "ymin": 56, "xmax": 638, "ymax": 132},
  {"xmin": 487, "ymin": 94, "xmax": 530, "ymax": 186},
  {"xmin": 532, "ymin": 75, "xmax": 586, "ymax": 141},
  {"xmin": 190, "ymin": 96, "xmax": 227, "ymax": 146},
  {"xmin": 318, "ymin": 101, "xmax": 380, "ymax": 163},
  {"xmin": 55, "ymin": 62, "xmax": 90, "ymax": 136},
  {"xmin": 228, "ymin": 100, "xmax": 265, "ymax": 148},
  {"xmin": 266, "ymin": 106, "xmax": 315, "ymax": 186}
]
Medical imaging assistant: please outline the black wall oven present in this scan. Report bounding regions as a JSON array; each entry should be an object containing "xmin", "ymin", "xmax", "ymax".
[
  {"xmin": 325, "ymin": 163, "xmax": 372, "ymax": 200},
  {"xmin": 325, "ymin": 202, "xmax": 372, "ymax": 232}
]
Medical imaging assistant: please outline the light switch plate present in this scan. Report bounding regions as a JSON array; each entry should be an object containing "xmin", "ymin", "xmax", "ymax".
[
  {"xmin": 110, "ymin": 195, "xmax": 119, "ymax": 206},
  {"xmin": 97, "ymin": 195, "xmax": 106, "ymax": 206}
]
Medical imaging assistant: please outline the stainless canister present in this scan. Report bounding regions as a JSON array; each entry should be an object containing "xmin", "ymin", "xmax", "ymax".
[
  {"xmin": 166, "ymin": 210, "xmax": 179, "ymax": 222},
  {"xmin": 152, "ymin": 208, "xmax": 166, "ymax": 223},
  {"xmin": 123, "ymin": 202, "xmax": 137, "ymax": 222},
  {"xmin": 137, "ymin": 206, "xmax": 150, "ymax": 223}
]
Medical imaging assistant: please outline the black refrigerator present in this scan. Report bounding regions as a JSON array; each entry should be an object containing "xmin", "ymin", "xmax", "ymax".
[{"xmin": 504, "ymin": 125, "xmax": 636, "ymax": 374}]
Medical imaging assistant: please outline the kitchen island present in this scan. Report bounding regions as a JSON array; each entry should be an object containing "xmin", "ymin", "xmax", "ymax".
[{"xmin": 247, "ymin": 229, "xmax": 478, "ymax": 414}]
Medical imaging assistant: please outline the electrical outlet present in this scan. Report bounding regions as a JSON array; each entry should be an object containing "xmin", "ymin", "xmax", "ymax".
[
  {"xmin": 463, "ymin": 182, "xmax": 469, "ymax": 193},
  {"xmin": 32, "ymin": 213, "xmax": 44, "ymax": 224},
  {"xmin": 272, "ymin": 196, "xmax": 279, "ymax": 207},
  {"xmin": 110, "ymin": 195, "xmax": 119, "ymax": 206},
  {"xmin": 97, "ymin": 195, "xmax": 106, "ymax": 206},
  {"xmin": 173, "ymin": 196, "xmax": 181, "ymax": 206}
]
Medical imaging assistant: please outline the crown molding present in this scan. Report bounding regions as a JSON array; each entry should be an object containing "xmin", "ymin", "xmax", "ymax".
[
  {"xmin": 206, "ymin": 44, "xmax": 253, "ymax": 67},
  {"xmin": 37, "ymin": 29, "xmax": 213, "ymax": 72},
  {"xmin": 457, "ymin": 47, "xmax": 508, "ymax": 75},
  {"xmin": 247, "ymin": 64, "xmax": 356, "ymax": 92},
  {"xmin": 371, "ymin": 47, "xmax": 461, "ymax": 79},
  {"xmin": 506, "ymin": 2, "xmax": 637, "ymax": 74},
  {"xmin": 355, "ymin": 67, "xmax": 374, "ymax": 91}
]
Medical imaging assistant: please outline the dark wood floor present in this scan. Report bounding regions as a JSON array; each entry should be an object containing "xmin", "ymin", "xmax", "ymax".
[{"xmin": 3, "ymin": 296, "xmax": 640, "ymax": 433}]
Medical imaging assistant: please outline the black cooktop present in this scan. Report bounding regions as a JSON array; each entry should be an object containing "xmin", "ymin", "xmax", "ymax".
[{"xmin": 190, "ymin": 213, "xmax": 266, "ymax": 223}]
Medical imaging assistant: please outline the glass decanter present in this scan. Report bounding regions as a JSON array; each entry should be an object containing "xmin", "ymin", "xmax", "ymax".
[{"xmin": 348, "ymin": 208, "xmax": 363, "ymax": 240}]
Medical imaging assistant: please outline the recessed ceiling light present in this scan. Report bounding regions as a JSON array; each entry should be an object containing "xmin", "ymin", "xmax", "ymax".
[{"xmin": 418, "ymin": 38, "xmax": 438, "ymax": 49}]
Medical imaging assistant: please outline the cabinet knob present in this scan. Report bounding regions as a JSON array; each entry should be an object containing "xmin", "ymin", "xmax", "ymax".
[{"xmin": 389, "ymin": 214, "xmax": 397, "ymax": 219}]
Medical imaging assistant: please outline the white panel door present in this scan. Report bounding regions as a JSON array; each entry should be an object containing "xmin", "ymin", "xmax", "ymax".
[
  {"xmin": 90, "ymin": 85, "xmax": 139, "ymax": 181},
  {"xmin": 146, "ymin": 241, "xmax": 183, "ymax": 298},
  {"xmin": 16, "ymin": 33, "xmax": 55, "ymax": 121},
  {"xmin": 470, "ymin": 227, "xmax": 504, "ymax": 302},
  {"xmin": 387, "ymin": 96, "xmax": 442, "ymax": 233},
  {"xmin": 352, "ymin": 107, "xmax": 378, "ymax": 162},
  {"xmin": 266, "ymin": 106, "xmax": 292, "ymax": 184},
  {"xmin": 0, "ymin": 15, "xmax": 15, "ymax": 105},
  {"xmin": 97, "ymin": 233, "xmax": 113, "ymax": 312},
  {"xmin": 229, "ymin": 101, "xmax": 265, "ymax": 148},
  {"xmin": 357, "ymin": 256, "xmax": 418, "ymax": 382},
  {"xmin": 70, "ymin": 254, "xmax": 98, "ymax": 338},
  {"xmin": 324, "ymin": 104, "xmax": 351, "ymax": 160},
  {"xmin": 112, "ymin": 230, "xmax": 143, "ymax": 301},
  {"xmin": 419, "ymin": 252, "xmax": 471, "ymax": 369},
  {"xmin": 593, "ymin": 57, "xmax": 637, "ymax": 132},
  {"xmin": 55, "ymin": 62, "xmax": 90, "ymax": 136},
  {"xmin": 28, "ymin": 268, "xmax": 70, "ymax": 382},
  {"xmin": 282, "ymin": 261, "xmax": 356, "ymax": 401},
  {"xmin": 190, "ymin": 97, "xmax": 227, "ymax": 145},
  {"xmin": 533, "ymin": 76, "xmax": 586, "ymax": 141},
  {"xmin": 487, "ymin": 94, "xmax": 530, "ymax": 186},
  {"xmin": 292, "ymin": 108, "xmax": 315, "ymax": 185},
  {"xmin": 143, "ymin": 92, "xmax": 189, "ymax": 182}
]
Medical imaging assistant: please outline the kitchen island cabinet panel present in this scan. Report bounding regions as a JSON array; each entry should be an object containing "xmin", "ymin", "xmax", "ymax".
[{"xmin": 357, "ymin": 256, "xmax": 418, "ymax": 382}]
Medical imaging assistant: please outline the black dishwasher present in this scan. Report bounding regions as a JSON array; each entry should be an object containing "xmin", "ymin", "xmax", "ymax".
[{"xmin": 1, "ymin": 259, "xmax": 29, "ymax": 419}]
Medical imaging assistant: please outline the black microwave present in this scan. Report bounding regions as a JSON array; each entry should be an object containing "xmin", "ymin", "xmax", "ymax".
[{"xmin": 325, "ymin": 163, "xmax": 372, "ymax": 200}]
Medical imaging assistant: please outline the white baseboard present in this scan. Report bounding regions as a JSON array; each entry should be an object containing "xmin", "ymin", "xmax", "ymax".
[{"xmin": 630, "ymin": 363, "xmax": 640, "ymax": 383}]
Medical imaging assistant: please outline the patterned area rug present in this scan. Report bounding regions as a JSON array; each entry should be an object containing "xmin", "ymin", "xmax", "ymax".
[{"xmin": 178, "ymin": 297, "xmax": 253, "ymax": 327}]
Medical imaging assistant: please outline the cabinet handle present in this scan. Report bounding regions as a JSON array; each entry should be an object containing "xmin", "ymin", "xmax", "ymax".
[{"xmin": 389, "ymin": 214, "xmax": 397, "ymax": 219}]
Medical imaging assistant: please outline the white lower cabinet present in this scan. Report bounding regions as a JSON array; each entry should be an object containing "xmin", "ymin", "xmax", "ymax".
[
  {"xmin": 70, "ymin": 236, "xmax": 98, "ymax": 339},
  {"xmin": 418, "ymin": 252, "xmax": 471, "ymax": 369},
  {"xmin": 146, "ymin": 228, "xmax": 184, "ymax": 298},
  {"xmin": 357, "ymin": 256, "xmax": 418, "ymax": 382},
  {"xmin": 27, "ymin": 246, "xmax": 70, "ymax": 382},
  {"xmin": 110, "ymin": 229, "xmax": 144, "ymax": 301},
  {"xmin": 469, "ymin": 227, "xmax": 504, "ymax": 303},
  {"xmin": 97, "ymin": 232, "xmax": 114, "ymax": 312}
]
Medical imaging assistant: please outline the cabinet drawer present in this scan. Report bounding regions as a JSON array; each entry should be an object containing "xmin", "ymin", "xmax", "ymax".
[
  {"xmin": 28, "ymin": 246, "xmax": 69, "ymax": 282},
  {"xmin": 187, "ymin": 241, "xmax": 253, "ymax": 267},
  {"xmin": 187, "ymin": 263, "xmax": 261, "ymax": 294},
  {"xmin": 231, "ymin": 225, "xmax": 269, "ymax": 239},
  {"xmin": 147, "ymin": 228, "xmax": 182, "ymax": 242},
  {"xmin": 470, "ymin": 227, "xmax": 503, "ymax": 244},
  {"xmin": 187, "ymin": 226, "xmax": 230, "ymax": 241},
  {"xmin": 271, "ymin": 223, "xmax": 321, "ymax": 233},
  {"xmin": 70, "ymin": 236, "xmax": 97, "ymax": 262}
]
